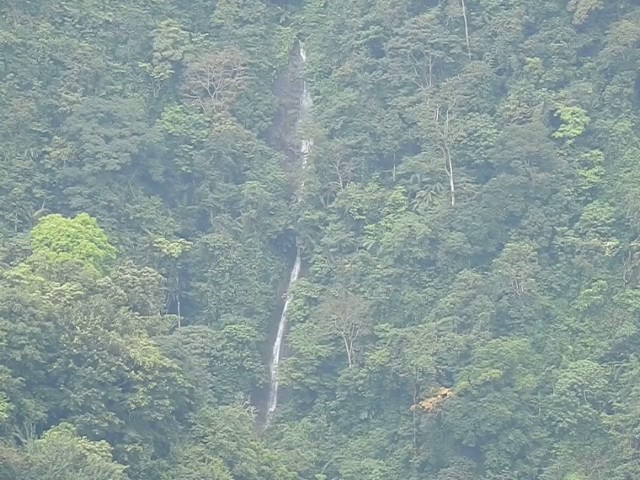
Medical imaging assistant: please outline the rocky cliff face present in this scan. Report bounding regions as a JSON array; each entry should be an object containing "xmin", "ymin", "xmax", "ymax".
[{"xmin": 266, "ymin": 40, "xmax": 307, "ymax": 168}]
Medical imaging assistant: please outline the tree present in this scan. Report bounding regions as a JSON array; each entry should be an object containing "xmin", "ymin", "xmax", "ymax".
[
  {"xmin": 183, "ymin": 49, "xmax": 249, "ymax": 115},
  {"xmin": 150, "ymin": 237, "xmax": 192, "ymax": 324},
  {"xmin": 318, "ymin": 290, "xmax": 371, "ymax": 368},
  {"xmin": 170, "ymin": 406, "xmax": 295, "ymax": 480},
  {"xmin": 28, "ymin": 213, "xmax": 116, "ymax": 274},
  {"xmin": 140, "ymin": 20, "xmax": 190, "ymax": 97},
  {"xmin": 7, "ymin": 423, "xmax": 128, "ymax": 480},
  {"xmin": 1, "ymin": 0, "xmax": 640, "ymax": 478},
  {"xmin": 159, "ymin": 321, "xmax": 263, "ymax": 407}
]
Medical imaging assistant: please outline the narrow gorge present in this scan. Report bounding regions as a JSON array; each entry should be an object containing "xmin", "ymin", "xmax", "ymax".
[{"xmin": 263, "ymin": 38, "xmax": 312, "ymax": 427}]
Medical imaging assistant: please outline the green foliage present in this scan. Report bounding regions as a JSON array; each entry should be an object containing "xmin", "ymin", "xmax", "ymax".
[
  {"xmin": 170, "ymin": 406, "xmax": 295, "ymax": 480},
  {"xmin": 0, "ymin": 0, "xmax": 639, "ymax": 479},
  {"xmin": 552, "ymin": 105, "xmax": 590, "ymax": 142},
  {"xmin": 29, "ymin": 213, "xmax": 117, "ymax": 274},
  {"xmin": 140, "ymin": 19, "xmax": 190, "ymax": 85},
  {"xmin": 7, "ymin": 423, "xmax": 128, "ymax": 480}
]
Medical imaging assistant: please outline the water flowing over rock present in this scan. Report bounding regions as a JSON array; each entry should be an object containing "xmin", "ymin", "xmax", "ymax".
[
  {"xmin": 266, "ymin": 248, "xmax": 301, "ymax": 417},
  {"xmin": 264, "ymin": 39, "xmax": 312, "ymax": 426}
]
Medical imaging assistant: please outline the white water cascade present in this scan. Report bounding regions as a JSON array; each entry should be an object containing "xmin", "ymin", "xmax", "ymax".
[
  {"xmin": 266, "ymin": 249, "xmax": 301, "ymax": 417},
  {"xmin": 299, "ymin": 42, "xmax": 313, "ymax": 183},
  {"xmin": 265, "ymin": 40, "xmax": 312, "ymax": 423}
]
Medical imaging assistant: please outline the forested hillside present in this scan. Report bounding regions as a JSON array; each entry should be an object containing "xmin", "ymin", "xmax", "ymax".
[{"xmin": 1, "ymin": 0, "xmax": 640, "ymax": 478}]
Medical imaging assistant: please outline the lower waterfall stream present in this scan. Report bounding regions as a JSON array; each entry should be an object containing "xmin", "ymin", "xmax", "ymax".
[
  {"xmin": 264, "ymin": 39, "xmax": 312, "ymax": 427},
  {"xmin": 266, "ymin": 248, "xmax": 301, "ymax": 418}
]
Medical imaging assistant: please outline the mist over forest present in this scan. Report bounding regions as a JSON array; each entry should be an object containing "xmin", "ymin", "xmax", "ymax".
[{"xmin": 1, "ymin": 0, "xmax": 640, "ymax": 479}]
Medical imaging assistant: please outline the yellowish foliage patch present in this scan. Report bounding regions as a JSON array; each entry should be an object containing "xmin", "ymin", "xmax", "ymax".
[{"xmin": 411, "ymin": 387, "xmax": 453, "ymax": 413}]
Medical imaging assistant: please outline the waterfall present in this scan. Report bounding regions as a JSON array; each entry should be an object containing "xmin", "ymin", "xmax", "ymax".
[
  {"xmin": 265, "ymin": 39, "xmax": 312, "ymax": 423},
  {"xmin": 266, "ymin": 249, "xmax": 301, "ymax": 416},
  {"xmin": 300, "ymin": 42, "xmax": 313, "ymax": 171}
]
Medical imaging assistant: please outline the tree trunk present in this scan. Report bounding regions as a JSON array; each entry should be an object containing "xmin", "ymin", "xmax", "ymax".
[
  {"xmin": 446, "ymin": 146, "xmax": 455, "ymax": 207},
  {"xmin": 443, "ymin": 107, "xmax": 456, "ymax": 207},
  {"xmin": 342, "ymin": 336, "xmax": 353, "ymax": 368},
  {"xmin": 176, "ymin": 276, "xmax": 182, "ymax": 328},
  {"xmin": 460, "ymin": 0, "xmax": 471, "ymax": 60}
]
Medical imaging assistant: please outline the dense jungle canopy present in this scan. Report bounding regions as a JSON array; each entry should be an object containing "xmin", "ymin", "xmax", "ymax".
[{"xmin": 1, "ymin": 0, "xmax": 640, "ymax": 479}]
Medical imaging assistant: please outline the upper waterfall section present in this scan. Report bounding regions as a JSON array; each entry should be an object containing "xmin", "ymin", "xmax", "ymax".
[{"xmin": 266, "ymin": 38, "xmax": 310, "ymax": 171}]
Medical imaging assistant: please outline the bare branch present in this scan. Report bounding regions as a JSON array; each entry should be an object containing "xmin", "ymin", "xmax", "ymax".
[
  {"xmin": 320, "ymin": 291, "xmax": 371, "ymax": 368},
  {"xmin": 183, "ymin": 49, "xmax": 249, "ymax": 115}
]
